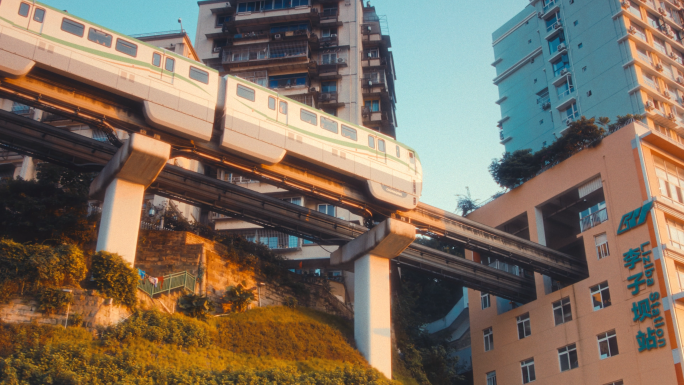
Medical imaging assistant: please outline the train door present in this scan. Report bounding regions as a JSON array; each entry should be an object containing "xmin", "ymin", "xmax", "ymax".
[
  {"xmin": 367, "ymin": 134, "xmax": 378, "ymax": 160},
  {"xmin": 377, "ymin": 138, "xmax": 387, "ymax": 164},
  {"xmin": 27, "ymin": 5, "xmax": 47, "ymax": 35},
  {"xmin": 160, "ymin": 53, "xmax": 176, "ymax": 84},
  {"xmin": 277, "ymin": 98, "xmax": 288, "ymax": 126}
]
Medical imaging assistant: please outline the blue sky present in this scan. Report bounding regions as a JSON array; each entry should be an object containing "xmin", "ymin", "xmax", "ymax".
[{"xmin": 42, "ymin": 0, "xmax": 530, "ymax": 211}]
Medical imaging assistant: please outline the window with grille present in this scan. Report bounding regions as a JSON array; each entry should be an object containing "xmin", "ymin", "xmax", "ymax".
[
  {"xmin": 558, "ymin": 343, "xmax": 579, "ymax": 371},
  {"xmin": 597, "ymin": 330, "xmax": 619, "ymax": 359},
  {"xmin": 481, "ymin": 292, "xmax": 490, "ymax": 309},
  {"xmin": 654, "ymin": 155, "xmax": 684, "ymax": 204},
  {"xmin": 486, "ymin": 371, "xmax": 497, "ymax": 385},
  {"xmin": 553, "ymin": 297, "xmax": 572, "ymax": 325},
  {"xmin": 318, "ymin": 204, "xmax": 335, "ymax": 216},
  {"xmin": 590, "ymin": 282, "xmax": 611, "ymax": 311},
  {"xmin": 520, "ymin": 358, "xmax": 536, "ymax": 384},
  {"xmin": 667, "ymin": 219, "xmax": 684, "ymax": 250},
  {"xmin": 517, "ymin": 313, "xmax": 531, "ymax": 339},
  {"xmin": 483, "ymin": 327, "xmax": 493, "ymax": 352},
  {"xmin": 595, "ymin": 233, "xmax": 610, "ymax": 259}
]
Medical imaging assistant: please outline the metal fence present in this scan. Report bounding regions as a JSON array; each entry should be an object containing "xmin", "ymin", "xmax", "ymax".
[
  {"xmin": 580, "ymin": 208, "xmax": 608, "ymax": 232},
  {"xmin": 138, "ymin": 271, "xmax": 196, "ymax": 298},
  {"xmin": 223, "ymin": 41, "xmax": 308, "ymax": 63},
  {"xmin": 231, "ymin": 229, "xmax": 301, "ymax": 250}
]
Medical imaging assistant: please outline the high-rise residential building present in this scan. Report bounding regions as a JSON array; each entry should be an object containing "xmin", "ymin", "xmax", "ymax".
[
  {"xmin": 193, "ymin": 0, "xmax": 398, "ymax": 287},
  {"xmin": 468, "ymin": 120, "xmax": 684, "ymax": 385},
  {"xmin": 492, "ymin": 0, "xmax": 684, "ymax": 153}
]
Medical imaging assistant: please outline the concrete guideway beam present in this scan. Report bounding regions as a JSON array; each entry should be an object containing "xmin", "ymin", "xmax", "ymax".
[
  {"xmin": 331, "ymin": 219, "xmax": 415, "ymax": 379},
  {"xmin": 90, "ymin": 134, "xmax": 170, "ymax": 265}
]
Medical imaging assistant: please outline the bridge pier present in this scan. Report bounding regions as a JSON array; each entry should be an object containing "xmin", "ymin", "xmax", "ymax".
[
  {"xmin": 90, "ymin": 134, "xmax": 170, "ymax": 265},
  {"xmin": 330, "ymin": 218, "xmax": 415, "ymax": 379}
]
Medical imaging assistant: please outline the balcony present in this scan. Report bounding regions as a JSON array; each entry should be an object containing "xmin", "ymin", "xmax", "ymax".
[
  {"xmin": 231, "ymin": 228, "xmax": 303, "ymax": 251},
  {"xmin": 580, "ymin": 208, "xmax": 608, "ymax": 232},
  {"xmin": 11, "ymin": 103, "xmax": 31, "ymax": 116},
  {"xmin": 221, "ymin": 40, "xmax": 309, "ymax": 70},
  {"xmin": 545, "ymin": 20, "xmax": 563, "ymax": 39},
  {"xmin": 361, "ymin": 72, "xmax": 389, "ymax": 99},
  {"xmin": 223, "ymin": 6, "xmax": 319, "ymax": 33},
  {"xmin": 319, "ymin": 8, "xmax": 341, "ymax": 26},
  {"xmin": 537, "ymin": 95, "xmax": 551, "ymax": 110},
  {"xmin": 318, "ymin": 91, "xmax": 344, "ymax": 107},
  {"xmin": 541, "ymin": 0, "xmax": 559, "ymax": 17},
  {"xmin": 645, "ymin": 104, "xmax": 678, "ymax": 129}
]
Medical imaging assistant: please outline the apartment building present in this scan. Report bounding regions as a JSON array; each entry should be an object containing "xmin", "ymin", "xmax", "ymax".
[
  {"xmin": 468, "ymin": 121, "xmax": 684, "ymax": 385},
  {"xmin": 493, "ymin": 0, "xmax": 684, "ymax": 153},
  {"xmin": 192, "ymin": 0, "xmax": 398, "ymax": 284}
]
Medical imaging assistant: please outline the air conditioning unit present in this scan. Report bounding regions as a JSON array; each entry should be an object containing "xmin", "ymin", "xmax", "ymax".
[
  {"xmin": 309, "ymin": 86, "xmax": 318, "ymax": 92},
  {"xmin": 368, "ymin": 80, "xmax": 373, "ymax": 86},
  {"xmin": 664, "ymin": 90, "xmax": 671, "ymax": 98},
  {"xmin": 560, "ymin": 68, "xmax": 570, "ymax": 76},
  {"xmin": 557, "ymin": 43, "xmax": 567, "ymax": 51},
  {"xmin": 331, "ymin": 34, "xmax": 337, "ymax": 38},
  {"xmin": 274, "ymin": 34, "xmax": 282, "ymax": 39},
  {"xmin": 538, "ymin": 11, "xmax": 544, "ymax": 18},
  {"xmin": 566, "ymin": 118, "xmax": 574, "ymax": 125},
  {"xmin": 621, "ymin": 1, "xmax": 629, "ymax": 8},
  {"xmin": 677, "ymin": 76, "xmax": 684, "ymax": 84},
  {"xmin": 368, "ymin": 52, "xmax": 373, "ymax": 58},
  {"xmin": 656, "ymin": 63, "xmax": 664, "ymax": 71},
  {"xmin": 669, "ymin": 113, "xmax": 677, "ymax": 120},
  {"xmin": 670, "ymin": 52, "xmax": 678, "ymax": 59},
  {"xmin": 366, "ymin": 26, "xmax": 372, "ymax": 32},
  {"xmin": 645, "ymin": 101, "xmax": 655, "ymax": 110},
  {"xmin": 542, "ymin": 101, "xmax": 551, "ymax": 110},
  {"xmin": 628, "ymin": 26, "xmax": 637, "ymax": 34},
  {"xmin": 553, "ymin": 22, "xmax": 562, "ymax": 29},
  {"xmin": 213, "ymin": 47, "xmax": 221, "ymax": 53},
  {"xmin": 337, "ymin": 58, "xmax": 345, "ymax": 63},
  {"xmin": 658, "ymin": 7, "xmax": 667, "ymax": 16}
]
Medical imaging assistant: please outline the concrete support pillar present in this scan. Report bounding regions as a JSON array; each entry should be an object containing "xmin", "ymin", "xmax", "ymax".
[
  {"xmin": 331, "ymin": 219, "xmax": 415, "ymax": 379},
  {"xmin": 90, "ymin": 134, "xmax": 170, "ymax": 265},
  {"xmin": 18, "ymin": 156, "xmax": 36, "ymax": 180}
]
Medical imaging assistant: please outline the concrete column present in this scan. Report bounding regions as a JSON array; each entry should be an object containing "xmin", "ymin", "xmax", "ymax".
[
  {"xmin": 18, "ymin": 156, "xmax": 36, "ymax": 180},
  {"xmin": 331, "ymin": 219, "xmax": 415, "ymax": 379},
  {"xmin": 90, "ymin": 134, "xmax": 170, "ymax": 265}
]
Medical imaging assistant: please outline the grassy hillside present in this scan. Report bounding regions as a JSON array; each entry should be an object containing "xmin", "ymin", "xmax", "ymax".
[{"xmin": 0, "ymin": 307, "xmax": 400, "ymax": 384}]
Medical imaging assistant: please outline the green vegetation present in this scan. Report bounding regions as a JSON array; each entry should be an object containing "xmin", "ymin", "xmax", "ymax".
[
  {"xmin": 221, "ymin": 281, "xmax": 256, "ymax": 313},
  {"xmin": 489, "ymin": 115, "xmax": 643, "ymax": 189},
  {"xmin": 178, "ymin": 294, "xmax": 215, "ymax": 320},
  {"xmin": 0, "ymin": 307, "xmax": 398, "ymax": 384},
  {"xmin": 0, "ymin": 164, "xmax": 97, "ymax": 247},
  {"xmin": 91, "ymin": 251, "xmax": 138, "ymax": 308},
  {"xmin": 37, "ymin": 288, "xmax": 73, "ymax": 315}
]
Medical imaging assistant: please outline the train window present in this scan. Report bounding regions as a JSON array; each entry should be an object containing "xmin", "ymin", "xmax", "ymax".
[
  {"xmin": 165, "ymin": 57, "xmax": 175, "ymax": 73},
  {"xmin": 115, "ymin": 38, "xmax": 137, "ymax": 57},
  {"xmin": 190, "ymin": 67, "xmax": 209, "ymax": 84},
  {"xmin": 279, "ymin": 101, "xmax": 288, "ymax": 114},
  {"xmin": 88, "ymin": 28, "xmax": 112, "ymax": 47},
  {"xmin": 152, "ymin": 53, "xmax": 161, "ymax": 67},
  {"xmin": 300, "ymin": 109, "xmax": 317, "ymax": 125},
  {"xmin": 396, "ymin": 145, "xmax": 401, "ymax": 158},
  {"xmin": 61, "ymin": 18, "xmax": 85, "ymax": 37},
  {"xmin": 368, "ymin": 136, "xmax": 375, "ymax": 149},
  {"xmin": 378, "ymin": 139, "xmax": 386, "ymax": 153},
  {"xmin": 268, "ymin": 97, "xmax": 276, "ymax": 110},
  {"xmin": 409, "ymin": 152, "xmax": 415, "ymax": 164},
  {"xmin": 237, "ymin": 84, "xmax": 255, "ymax": 101},
  {"xmin": 33, "ymin": 8, "xmax": 45, "ymax": 23},
  {"xmin": 320, "ymin": 116, "xmax": 338, "ymax": 134},
  {"xmin": 341, "ymin": 125, "xmax": 357, "ymax": 141},
  {"xmin": 18, "ymin": 3, "xmax": 30, "ymax": 17}
]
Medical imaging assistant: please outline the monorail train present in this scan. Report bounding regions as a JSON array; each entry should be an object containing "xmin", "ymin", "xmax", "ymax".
[{"xmin": 0, "ymin": 0, "xmax": 423, "ymax": 209}]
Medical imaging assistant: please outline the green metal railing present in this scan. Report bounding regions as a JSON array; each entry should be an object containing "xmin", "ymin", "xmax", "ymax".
[{"xmin": 138, "ymin": 271, "xmax": 196, "ymax": 298}]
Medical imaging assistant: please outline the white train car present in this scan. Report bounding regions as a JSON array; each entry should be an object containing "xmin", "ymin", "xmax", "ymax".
[
  {"xmin": 220, "ymin": 75, "xmax": 423, "ymax": 210},
  {"xmin": 0, "ymin": 0, "xmax": 219, "ymax": 141}
]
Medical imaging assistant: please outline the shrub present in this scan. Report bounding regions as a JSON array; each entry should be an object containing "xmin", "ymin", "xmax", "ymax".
[
  {"xmin": 221, "ymin": 281, "xmax": 256, "ymax": 313},
  {"xmin": 91, "ymin": 251, "xmax": 138, "ymax": 308},
  {"xmin": 68, "ymin": 312, "xmax": 84, "ymax": 327},
  {"xmin": 178, "ymin": 294, "xmax": 215, "ymax": 320},
  {"xmin": 101, "ymin": 310, "xmax": 211, "ymax": 347},
  {"xmin": 38, "ymin": 288, "xmax": 73, "ymax": 315}
]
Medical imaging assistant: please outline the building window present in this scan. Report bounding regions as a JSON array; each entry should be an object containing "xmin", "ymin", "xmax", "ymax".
[
  {"xmin": 654, "ymin": 156, "xmax": 684, "ymax": 204},
  {"xmin": 590, "ymin": 282, "xmax": 611, "ymax": 311},
  {"xmin": 552, "ymin": 54, "xmax": 570, "ymax": 77},
  {"xmin": 597, "ymin": 330, "xmax": 619, "ymax": 359},
  {"xmin": 216, "ymin": 14, "xmax": 229, "ymax": 26},
  {"xmin": 563, "ymin": 102, "xmax": 579, "ymax": 122},
  {"xmin": 269, "ymin": 73, "xmax": 307, "ymax": 89},
  {"xmin": 234, "ymin": 71, "xmax": 268, "ymax": 87},
  {"xmin": 636, "ymin": 47, "xmax": 654, "ymax": 65},
  {"xmin": 631, "ymin": 23, "xmax": 647, "ymax": 41},
  {"xmin": 553, "ymin": 297, "xmax": 572, "ymax": 325},
  {"xmin": 654, "ymin": 37, "xmax": 667, "ymax": 54},
  {"xmin": 548, "ymin": 31, "xmax": 566, "ymax": 54},
  {"xmin": 558, "ymin": 343, "xmax": 579, "ymax": 371},
  {"xmin": 520, "ymin": 358, "xmax": 536, "ymax": 384},
  {"xmin": 486, "ymin": 371, "xmax": 497, "ymax": 385},
  {"xmin": 677, "ymin": 263, "xmax": 684, "ymax": 291},
  {"xmin": 595, "ymin": 233, "xmax": 610, "ymax": 259},
  {"xmin": 481, "ymin": 292, "xmax": 491, "ymax": 309},
  {"xmin": 321, "ymin": 52, "xmax": 337, "ymax": 64},
  {"xmin": 517, "ymin": 313, "xmax": 531, "ymax": 339},
  {"xmin": 321, "ymin": 28, "xmax": 337, "ymax": 38},
  {"xmin": 628, "ymin": 1, "xmax": 641, "ymax": 18},
  {"xmin": 483, "ymin": 327, "xmax": 494, "ymax": 352},
  {"xmin": 318, "ymin": 204, "xmax": 335, "ymax": 216},
  {"xmin": 322, "ymin": 107, "xmax": 337, "ymax": 116},
  {"xmin": 579, "ymin": 201, "xmax": 607, "ymax": 232},
  {"xmin": 667, "ymin": 219, "xmax": 684, "ymax": 250},
  {"xmin": 365, "ymin": 49, "xmax": 380, "ymax": 59},
  {"xmin": 556, "ymin": 76, "xmax": 574, "ymax": 99},
  {"xmin": 364, "ymin": 100, "xmax": 380, "ymax": 112},
  {"xmin": 321, "ymin": 81, "xmax": 337, "ymax": 93},
  {"xmin": 647, "ymin": 12, "xmax": 660, "ymax": 28}
]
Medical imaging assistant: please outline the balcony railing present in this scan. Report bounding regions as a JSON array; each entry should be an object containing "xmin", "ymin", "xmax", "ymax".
[
  {"xmin": 362, "ymin": 72, "xmax": 387, "ymax": 86},
  {"xmin": 580, "ymin": 208, "xmax": 608, "ymax": 232},
  {"xmin": 546, "ymin": 20, "xmax": 562, "ymax": 33},
  {"xmin": 289, "ymin": 94, "xmax": 316, "ymax": 107},
  {"xmin": 488, "ymin": 259, "xmax": 528, "ymax": 278},
  {"xmin": 542, "ymin": 0, "xmax": 557, "ymax": 14},
  {"xmin": 320, "ymin": 8, "xmax": 339, "ymax": 19},
  {"xmin": 318, "ymin": 91, "xmax": 338, "ymax": 103},
  {"xmin": 558, "ymin": 86, "xmax": 575, "ymax": 99},
  {"xmin": 232, "ymin": 229, "xmax": 302, "ymax": 250},
  {"xmin": 11, "ymin": 104, "xmax": 30, "ymax": 115},
  {"xmin": 138, "ymin": 271, "xmax": 196, "ymax": 298},
  {"xmin": 222, "ymin": 40, "xmax": 308, "ymax": 64}
]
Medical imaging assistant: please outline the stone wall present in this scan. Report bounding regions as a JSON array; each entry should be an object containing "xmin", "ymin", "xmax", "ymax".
[{"xmin": 136, "ymin": 230, "xmax": 353, "ymax": 319}]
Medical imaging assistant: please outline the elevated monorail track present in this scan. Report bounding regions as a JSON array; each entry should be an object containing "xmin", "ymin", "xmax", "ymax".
[{"xmin": 0, "ymin": 109, "xmax": 586, "ymax": 301}]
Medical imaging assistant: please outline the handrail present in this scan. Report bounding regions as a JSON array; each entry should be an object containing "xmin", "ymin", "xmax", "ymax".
[{"xmin": 137, "ymin": 271, "xmax": 196, "ymax": 298}]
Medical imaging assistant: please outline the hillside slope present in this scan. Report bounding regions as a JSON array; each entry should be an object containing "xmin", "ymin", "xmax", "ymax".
[{"xmin": 0, "ymin": 307, "xmax": 400, "ymax": 384}]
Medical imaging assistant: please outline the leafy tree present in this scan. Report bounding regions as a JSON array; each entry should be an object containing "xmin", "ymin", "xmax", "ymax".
[
  {"xmin": 38, "ymin": 288, "xmax": 73, "ymax": 315},
  {"xmin": 221, "ymin": 281, "xmax": 256, "ymax": 313},
  {"xmin": 91, "ymin": 251, "xmax": 138, "ymax": 308},
  {"xmin": 178, "ymin": 294, "xmax": 215, "ymax": 319},
  {"xmin": 454, "ymin": 187, "xmax": 480, "ymax": 216},
  {"xmin": 0, "ymin": 164, "xmax": 96, "ymax": 246}
]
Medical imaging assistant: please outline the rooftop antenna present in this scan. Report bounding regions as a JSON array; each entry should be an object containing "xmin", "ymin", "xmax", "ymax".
[{"xmin": 178, "ymin": 18, "xmax": 184, "ymax": 33}]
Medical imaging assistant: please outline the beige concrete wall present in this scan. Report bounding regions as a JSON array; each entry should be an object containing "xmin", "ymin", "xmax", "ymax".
[{"xmin": 467, "ymin": 123, "xmax": 682, "ymax": 385}]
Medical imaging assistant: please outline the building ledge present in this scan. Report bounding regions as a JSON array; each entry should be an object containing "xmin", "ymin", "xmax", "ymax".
[
  {"xmin": 495, "ymin": 96, "xmax": 508, "ymax": 105},
  {"xmin": 493, "ymin": 47, "xmax": 543, "ymax": 85},
  {"xmin": 556, "ymin": 95, "xmax": 576, "ymax": 111},
  {"xmin": 500, "ymin": 136, "xmax": 512, "ymax": 144}
]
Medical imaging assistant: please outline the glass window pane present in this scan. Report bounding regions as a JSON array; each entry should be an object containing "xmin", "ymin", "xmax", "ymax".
[
  {"xmin": 237, "ymin": 84, "xmax": 256, "ymax": 101},
  {"xmin": 342, "ymin": 125, "xmax": 357, "ymax": 141},
  {"xmin": 61, "ymin": 18, "xmax": 85, "ymax": 37},
  {"xmin": 189, "ymin": 67, "xmax": 209, "ymax": 84},
  {"xmin": 88, "ymin": 28, "xmax": 112, "ymax": 47},
  {"xmin": 301, "ymin": 109, "xmax": 317, "ymax": 125},
  {"xmin": 268, "ymin": 97, "xmax": 276, "ymax": 110},
  {"xmin": 115, "ymin": 39, "xmax": 138, "ymax": 57},
  {"xmin": 279, "ymin": 101, "xmax": 288, "ymax": 114},
  {"xmin": 19, "ymin": 3, "xmax": 30, "ymax": 17},
  {"xmin": 321, "ymin": 116, "xmax": 338, "ymax": 133},
  {"xmin": 33, "ymin": 8, "xmax": 45, "ymax": 23},
  {"xmin": 165, "ymin": 58, "xmax": 175, "ymax": 72},
  {"xmin": 153, "ymin": 53, "xmax": 162, "ymax": 67},
  {"xmin": 378, "ymin": 139, "xmax": 386, "ymax": 152},
  {"xmin": 368, "ymin": 136, "xmax": 375, "ymax": 149},
  {"xmin": 608, "ymin": 335, "xmax": 619, "ymax": 356}
]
